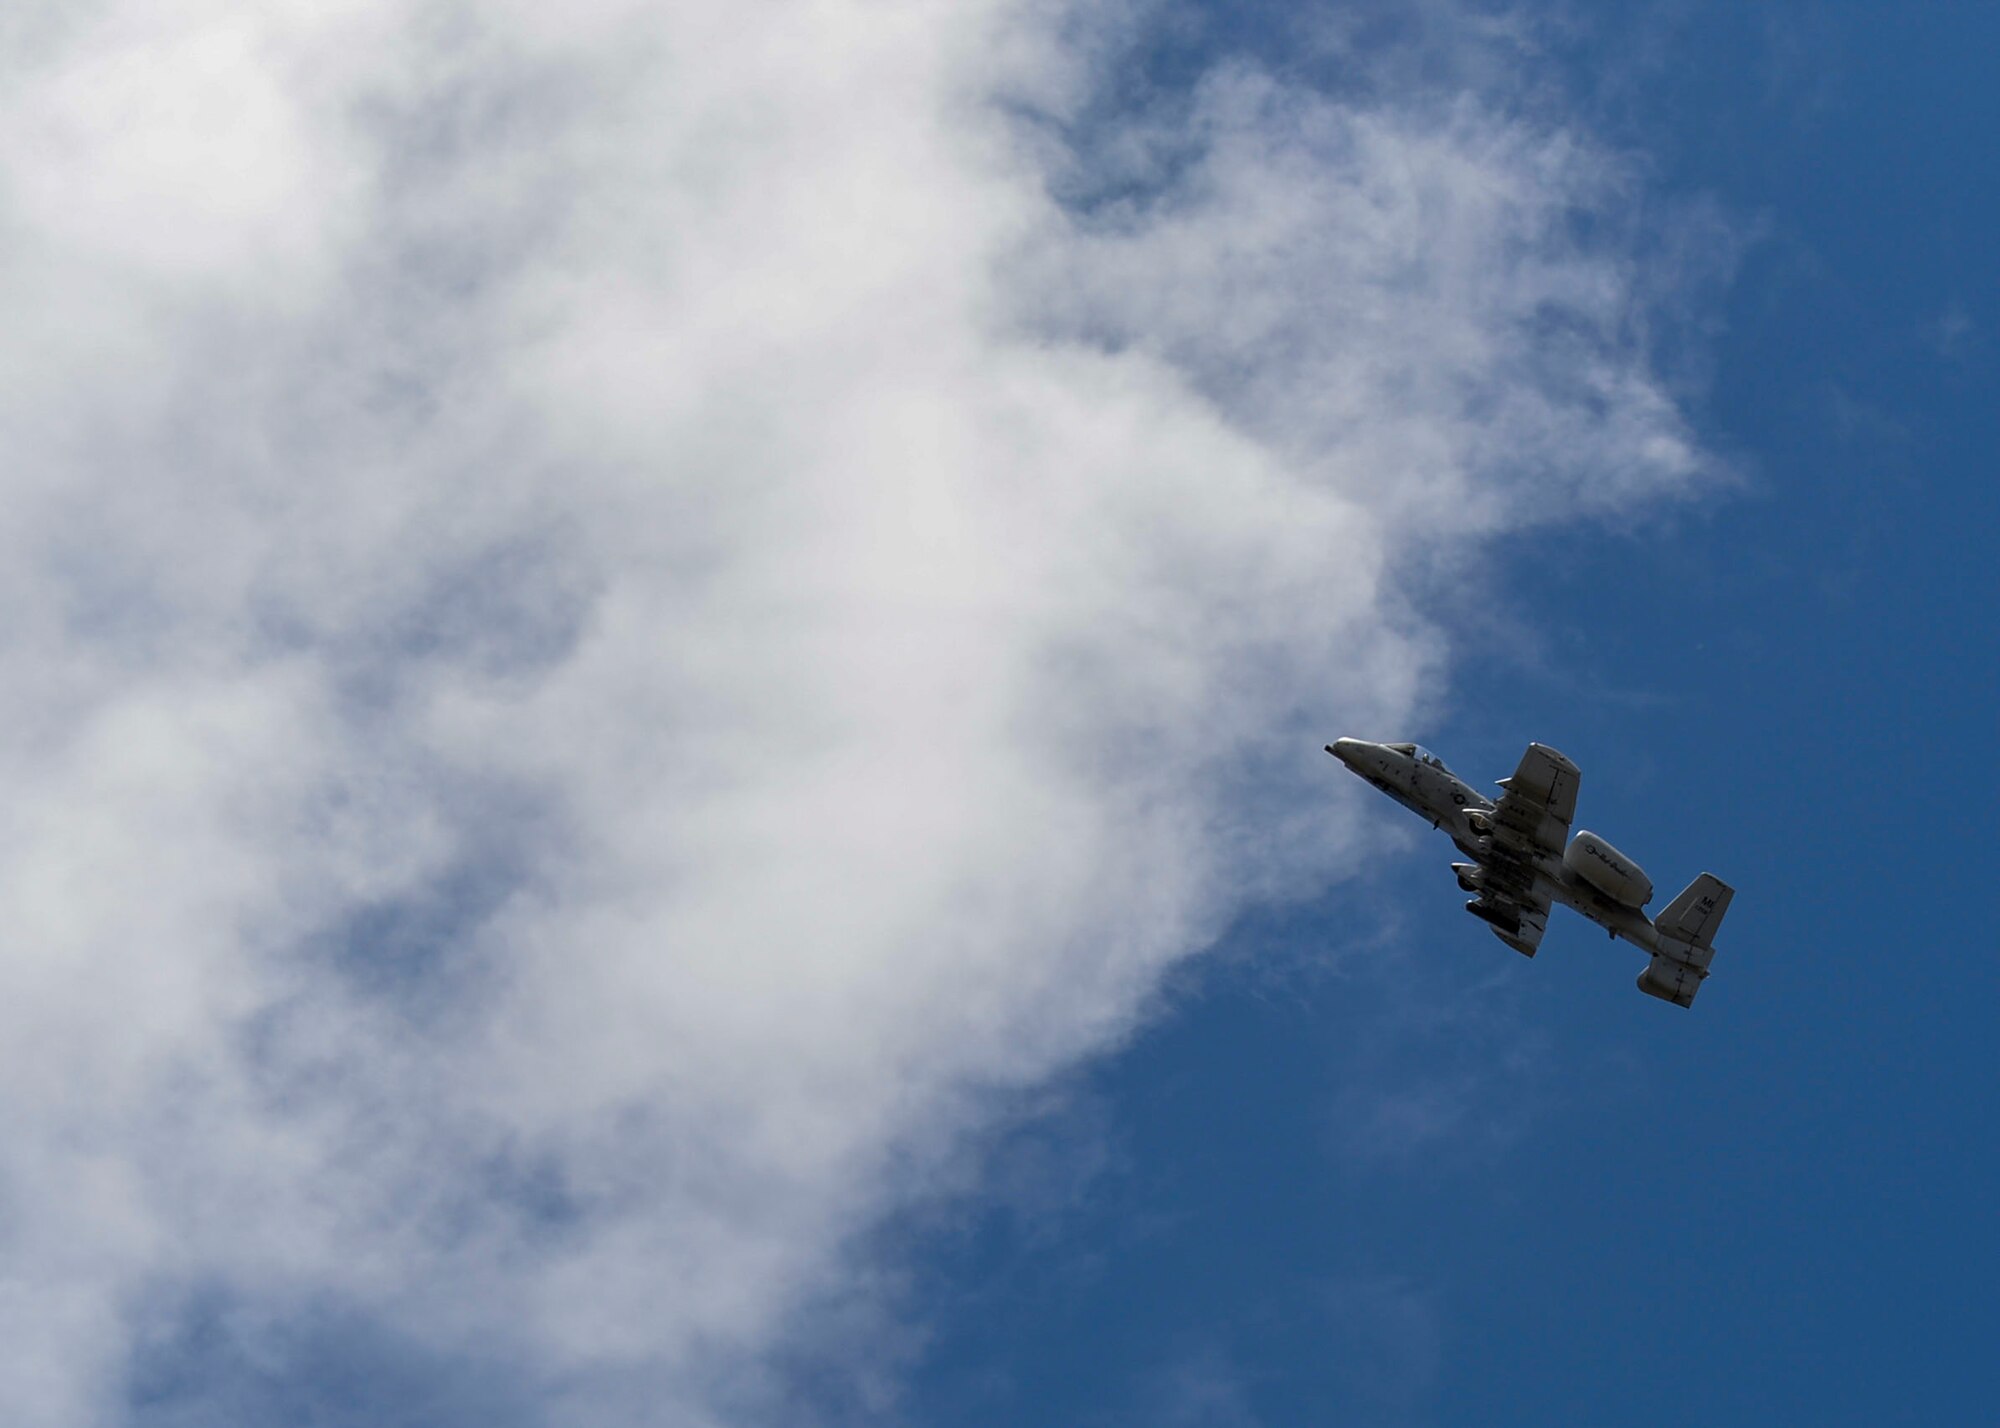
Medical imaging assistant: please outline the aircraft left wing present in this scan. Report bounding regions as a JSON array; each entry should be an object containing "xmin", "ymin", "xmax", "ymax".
[
  {"xmin": 1460, "ymin": 742, "xmax": 1576, "ymax": 958},
  {"xmin": 1488, "ymin": 743, "xmax": 1580, "ymax": 858}
]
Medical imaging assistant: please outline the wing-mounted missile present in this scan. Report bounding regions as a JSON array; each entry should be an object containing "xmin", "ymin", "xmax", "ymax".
[
  {"xmin": 1465, "ymin": 897, "xmax": 1545, "ymax": 957},
  {"xmin": 1563, "ymin": 830, "xmax": 1653, "ymax": 907},
  {"xmin": 1464, "ymin": 898, "xmax": 1520, "ymax": 934}
]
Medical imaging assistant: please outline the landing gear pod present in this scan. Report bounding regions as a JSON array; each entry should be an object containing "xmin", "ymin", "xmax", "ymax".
[{"xmin": 1564, "ymin": 830, "xmax": 1653, "ymax": 907}]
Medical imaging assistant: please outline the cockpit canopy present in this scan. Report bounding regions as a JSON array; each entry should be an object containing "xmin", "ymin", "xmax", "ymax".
[{"xmin": 1388, "ymin": 742, "xmax": 1451, "ymax": 772}]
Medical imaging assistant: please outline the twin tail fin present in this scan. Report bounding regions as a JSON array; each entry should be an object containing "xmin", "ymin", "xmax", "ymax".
[{"xmin": 1639, "ymin": 874, "xmax": 1734, "ymax": 1008}]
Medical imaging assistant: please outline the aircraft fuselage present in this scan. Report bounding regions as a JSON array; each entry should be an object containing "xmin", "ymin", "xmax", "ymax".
[{"xmin": 1328, "ymin": 737, "xmax": 1665, "ymax": 956}]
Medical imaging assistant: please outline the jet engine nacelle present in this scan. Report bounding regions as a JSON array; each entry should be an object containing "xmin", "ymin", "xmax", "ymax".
[{"xmin": 1563, "ymin": 830, "xmax": 1653, "ymax": 907}]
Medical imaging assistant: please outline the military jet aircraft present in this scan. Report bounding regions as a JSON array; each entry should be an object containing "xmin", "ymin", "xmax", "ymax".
[{"xmin": 1327, "ymin": 738, "xmax": 1733, "ymax": 1007}]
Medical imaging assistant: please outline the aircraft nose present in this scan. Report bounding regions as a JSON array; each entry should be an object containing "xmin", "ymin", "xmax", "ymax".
[{"xmin": 1326, "ymin": 738, "xmax": 1364, "ymax": 768}]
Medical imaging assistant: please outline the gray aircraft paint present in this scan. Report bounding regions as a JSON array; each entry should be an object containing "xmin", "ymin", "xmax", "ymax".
[{"xmin": 1326, "ymin": 738, "xmax": 1734, "ymax": 1007}]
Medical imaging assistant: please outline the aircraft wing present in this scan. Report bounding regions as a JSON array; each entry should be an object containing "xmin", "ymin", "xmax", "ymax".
[
  {"xmin": 1478, "ymin": 888, "xmax": 1548, "ymax": 957},
  {"xmin": 1488, "ymin": 743, "xmax": 1580, "ymax": 858}
]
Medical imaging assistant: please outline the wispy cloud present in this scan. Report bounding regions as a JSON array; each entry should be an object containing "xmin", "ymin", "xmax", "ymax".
[
  {"xmin": 0, "ymin": 0, "xmax": 1713, "ymax": 1420},
  {"xmin": 1322, "ymin": 1276, "xmax": 1444, "ymax": 1424},
  {"xmin": 1931, "ymin": 299, "xmax": 1979, "ymax": 363}
]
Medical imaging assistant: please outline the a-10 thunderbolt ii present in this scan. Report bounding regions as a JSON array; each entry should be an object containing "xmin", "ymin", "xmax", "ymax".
[{"xmin": 1326, "ymin": 739, "xmax": 1734, "ymax": 1007}]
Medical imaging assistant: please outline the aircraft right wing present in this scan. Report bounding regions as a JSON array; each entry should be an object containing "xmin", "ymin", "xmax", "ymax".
[
  {"xmin": 1468, "ymin": 888, "xmax": 1548, "ymax": 958},
  {"xmin": 1488, "ymin": 743, "xmax": 1580, "ymax": 858}
]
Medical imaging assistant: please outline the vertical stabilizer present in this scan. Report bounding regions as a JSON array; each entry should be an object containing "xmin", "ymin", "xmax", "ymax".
[
  {"xmin": 1654, "ymin": 874, "xmax": 1732, "ymax": 948},
  {"xmin": 1640, "ymin": 874, "xmax": 1734, "ymax": 1007}
]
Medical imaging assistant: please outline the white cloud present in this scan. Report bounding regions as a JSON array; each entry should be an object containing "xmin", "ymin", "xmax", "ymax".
[{"xmin": 0, "ymin": 0, "xmax": 1711, "ymax": 1421}]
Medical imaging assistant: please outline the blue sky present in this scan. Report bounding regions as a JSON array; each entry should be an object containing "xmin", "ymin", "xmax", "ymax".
[{"xmin": 894, "ymin": 6, "xmax": 2000, "ymax": 1426}]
